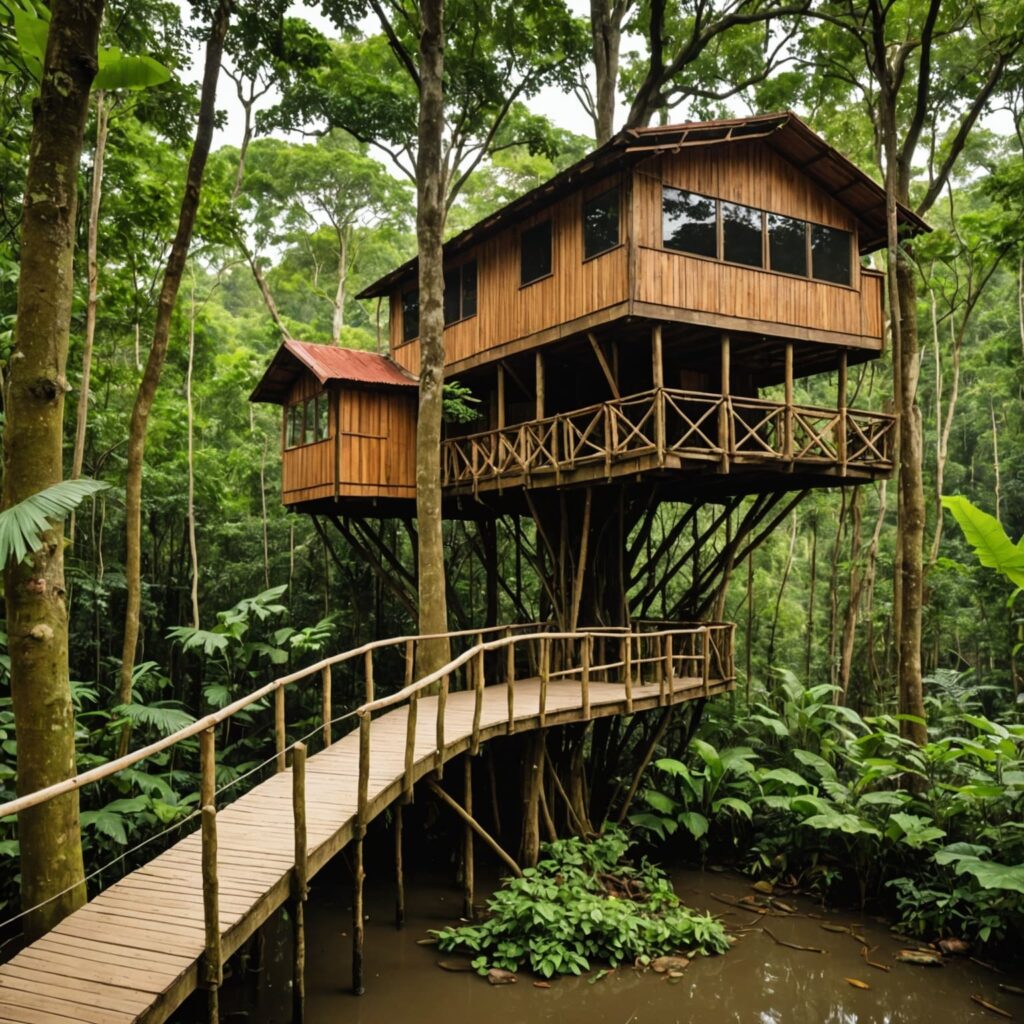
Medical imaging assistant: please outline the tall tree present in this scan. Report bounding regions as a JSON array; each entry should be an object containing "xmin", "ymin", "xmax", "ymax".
[
  {"xmin": 117, "ymin": 0, "xmax": 230, "ymax": 748},
  {"xmin": 3, "ymin": 0, "xmax": 104, "ymax": 938}
]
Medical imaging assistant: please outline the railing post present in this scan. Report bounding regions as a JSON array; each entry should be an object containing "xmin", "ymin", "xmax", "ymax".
[
  {"xmin": 291, "ymin": 742, "xmax": 308, "ymax": 1024},
  {"xmin": 506, "ymin": 638, "xmax": 516, "ymax": 734},
  {"xmin": 403, "ymin": 692, "xmax": 418, "ymax": 804},
  {"xmin": 275, "ymin": 686, "xmax": 286, "ymax": 773},
  {"xmin": 321, "ymin": 665, "xmax": 332, "ymax": 749},
  {"xmin": 200, "ymin": 726, "xmax": 216, "ymax": 809},
  {"xmin": 719, "ymin": 334, "xmax": 731, "ymax": 473},
  {"xmin": 581, "ymin": 634, "xmax": 591, "ymax": 719},
  {"xmin": 660, "ymin": 633, "xmax": 671, "ymax": 705},
  {"xmin": 838, "ymin": 350, "xmax": 848, "ymax": 475},
  {"xmin": 702, "ymin": 628, "xmax": 711, "ymax": 697},
  {"xmin": 784, "ymin": 341, "xmax": 794, "ymax": 463},
  {"xmin": 652, "ymin": 324, "xmax": 665, "ymax": 464},
  {"xmin": 201, "ymin": 805, "xmax": 221, "ymax": 1023},
  {"xmin": 364, "ymin": 649, "xmax": 375, "ymax": 704},
  {"xmin": 667, "ymin": 633, "xmax": 676, "ymax": 703},
  {"xmin": 471, "ymin": 645, "xmax": 484, "ymax": 756},
  {"xmin": 622, "ymin": 631, "xmax": 633, "ymax": 713},
  {"xmin": 539, "ymin": 637, "xmax": 549, "ymax": 727},
  {"xmin": 404, "ymin": 639, "xmax": 415, "ymax": 687},
  {"xmin": 435, "ymin": 674, "xmax": 449, "ymax": 777},
  {"xmin": 353, "ymin": 711, "xmax": 370, "ymax": 995}
]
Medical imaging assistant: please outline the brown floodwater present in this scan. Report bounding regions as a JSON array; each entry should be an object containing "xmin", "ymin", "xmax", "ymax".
[{"xmin": 206, "ymin": 861, "xmax": 1024, "ymax": 1024}]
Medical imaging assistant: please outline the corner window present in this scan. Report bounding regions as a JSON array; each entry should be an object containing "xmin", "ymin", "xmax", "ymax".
[
  {"xmin": 662, "ymin": 187, "xmax": 717, "ymax": 258},
  {"xmin": 811, "ymin": 224, "xmax": 852, "ymax": 285},
  {"xmin": 520, "ymin": 220, "xmax": 552, "ymax": 285},
  {"xmin": 304, "ymin": 397, "xmax": 316, "ymax": 445},
  {"xmin": 722, "ymin": 201, "xmax": 763, "ymax": 268},
  {"xmin": 444, "ymin": 260, "xmax": 478, "ymax": 326},
  {"xmin": 402, "ymin": 288, "xmax": 419, "ymax": 342},
  {"xmin": 767, "ymin": 213, "xmax": 807, "ymax": 277},
  {"xmin": 286, "ymin": 404, "xmax": 303, "ymax": 449},
  {"xmin": 583, "ymin": 188, "xmax": 619, "ymax": 259},
  {"xmin": 316, "ymin": 393, "xmax": 330, "ymax": 440}
]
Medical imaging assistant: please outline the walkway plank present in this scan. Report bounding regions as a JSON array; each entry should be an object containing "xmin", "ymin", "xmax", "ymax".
[{"xmin": 0, "ymin": 675, "xmax": 729, "ymax": 1023}]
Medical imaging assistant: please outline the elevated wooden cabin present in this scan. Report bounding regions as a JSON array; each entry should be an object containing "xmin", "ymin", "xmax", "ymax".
[
  {"xmin": 250, "ymin": 340, "xmax": 417, "ymax": 514},
  {"xmin": 259, "ymin": 112, "xmax": 927, "ymax": 515}
]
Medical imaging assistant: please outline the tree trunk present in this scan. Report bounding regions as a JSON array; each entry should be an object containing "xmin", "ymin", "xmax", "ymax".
[
  {"xmin": 838, "ymin": 488, "xmax": 864, "ymax": 703},
  {"xmin": 331, "ymin": 232, "xmax": 347, "ymax": 345},
  {"xmin": 3, "ymin": 0, "xmax": 104, "ymax": 939},
  {"xmin": 186, "ymin": 273, "xmax": 200, "ymax": 628},
  {"xmin": 590, "ymin": 0, "xmax": 625, "ymax": 144},
  {"xmin": 414, "ymin": 0, "xmax": 450, "ymax": 673},
  {"xmin": 70, "ymin": 89, "xmax": 109, "ymax": 489},
  {"xmin": 117, "ymin": 0, "xmax": 230, "ymax": 751}
]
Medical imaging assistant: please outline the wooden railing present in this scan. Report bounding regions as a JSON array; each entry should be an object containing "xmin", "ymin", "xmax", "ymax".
[
  {"xmin": 0, "ymin": 620, "xmax": 734, "ymax": 1016},
  {"xmin": 442, "ymin": 387, "xmax": 895, "ymax": 491}
]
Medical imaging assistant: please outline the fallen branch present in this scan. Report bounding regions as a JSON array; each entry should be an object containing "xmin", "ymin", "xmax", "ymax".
[
  {"xmin": 860, "ymin": 945, "xmax": 891, "ymax": 972},
  {"xmin": 761, "ymin": 926, "xmax": 825, "ymax": 953},
  {"xmin": 970, "ymin": 995, "xmax": 1012, "ymax": 1019}
]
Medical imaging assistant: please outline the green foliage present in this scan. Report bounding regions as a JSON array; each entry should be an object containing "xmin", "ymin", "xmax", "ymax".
[
  {"xmin": 942, "ymin": 496, "xmax": 1024, "ymax": 590},
  {"xmin": 0, "ymin": 479, "xmax": 109, "ymax": 567},
  {"xmin": 433, "ymin": 828, "xmax": 728, "ymax": 977},
  {"xmin": 442, "ymin": 380, "xmax": 481, "ymax": 424}
]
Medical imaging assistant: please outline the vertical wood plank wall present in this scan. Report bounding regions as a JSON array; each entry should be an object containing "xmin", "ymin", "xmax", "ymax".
[
  {"xmin": 390, "ymin": 173, "xmax": 630, "ymax": 374},
  {"xmin": 281, "ymin": 374, "xmax": 416, "ymax": 504}
]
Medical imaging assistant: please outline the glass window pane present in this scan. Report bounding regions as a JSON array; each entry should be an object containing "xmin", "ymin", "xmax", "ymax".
[
  {"xmin": 811, "ymin": 224, "xmax": 852, "ymax": 285},
  {"xmin": 722, "ymin": 201, "xmax": 763, "ymax": 268},
  {"xmin": 583, "ymin": 187, "xmax": 619, "ymax": 258},
  {"xmin": 520, "ymin": 220, "xmax": 552, "ymax": 285},
  {"xmin": 662, "ymin": 187, "xmax": 717, "ymax": 258},
  {"xmin": 304, "ymin": 398, "xmax": 316, "ymax": 445},
  {"xmin": 402, "ymin": 288, "xmax": 419, "ymax": 342},
  {"xmin": 286, "ymin": 406, "xmax": 298, "ymax": 448},
  {"xmin": 317, "ymin": 393, "xmax": 330, "ymax": 440},
  {"xmin": 768, "ymin": 213, "xmax": 807, "ymax": 276},
  {"xmin": 443, "ymin": 268, "xmax": 460, "ymax": 325},
  {"xmin": 461, "ymin": 260, "xmax": 477, "ymax": 318}
]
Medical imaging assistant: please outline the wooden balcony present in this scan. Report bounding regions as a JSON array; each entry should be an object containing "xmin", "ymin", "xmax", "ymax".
[{"xmin": 442, "ymin": 387, "xmax": 894, "ymax": 497}]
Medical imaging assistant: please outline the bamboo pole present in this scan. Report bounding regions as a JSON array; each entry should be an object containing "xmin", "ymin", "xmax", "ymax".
[
  {"xmin": 275, "ymin": 686, "xmax": 286, "ymax": 773},
  {"xmin": 435, "ymin": 674, "xmax": 448, "ymax": 777},
  {"xmin": 506, "ymin": 639, "xmax": 516, "ymax": 734},
  {"xmin": 200, "ymin": 727, "xmax": 215, "ymax": 810},
  {"xmin": 463, "ymin": 755, "xmax": 474, "ymax": 919},
  {"xmin": 394, "ymin": 803, "xmax": 405, "ymax": 929},
  {"xmin": 522, "ymin": 733, "xmax": 544, "ymax": 867},
  {"xmin": 539, "ymin": 638, "xmax": 549, "ymax": 727},
  {"xmin": 291, "ymin": 743, "xmax": 307, "ymax": 1024},
  {"xmin": 426, "ymin": 779, "xmax": 523, "ymax": 877},
  {"xmin": 666, "ymin": 633, "xmax": 676, "ymax": 702},
  {"xmin": 403, "ymin": 694, "xmax": 417, "ymax": 804},
  {"xmin": 201, "ymin": 805, "xmax": 221, "ymax": 1023},
  {"xmin": 471, "ymin": 647, "xmax": 484, "ymax": 756},
  {"xmin": 321, "ymin": 666, "xmax": 332, "ymax": 748}
]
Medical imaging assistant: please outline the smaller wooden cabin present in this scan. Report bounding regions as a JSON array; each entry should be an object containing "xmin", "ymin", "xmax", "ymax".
[{"xmin": 250, "ymin": 340, "xmax": 418, "ymax": 512}]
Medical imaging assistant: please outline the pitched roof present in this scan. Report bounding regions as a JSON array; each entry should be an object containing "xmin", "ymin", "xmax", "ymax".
[
  {"xmin": 249, "ymin": 339, "xmax": 418, "ymax": 403},
  {"xmin": 357, "ymin": 111, "xmax": 929, "ymax": 300}
]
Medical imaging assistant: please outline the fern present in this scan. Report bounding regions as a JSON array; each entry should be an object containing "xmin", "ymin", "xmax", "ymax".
[
  {"xmin": 0, "ymin": 479, "xmax": 110, "ymax": 567},
  {"xmin": 942, "ymin": 495, "xmax": 1024, "ymax": 589},
  {"xmin": 114, "ymin": 701, "xmax": 195, "ymax": 736}
]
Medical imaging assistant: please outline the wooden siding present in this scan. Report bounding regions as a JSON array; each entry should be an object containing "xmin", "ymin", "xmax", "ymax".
[
  {"xmin": 281, "ymin": 372, "xmax": 416, "ymax": 505},
  {"xmin": 391, "ymin": 173, "xmax": 630, "ymax": 374}
]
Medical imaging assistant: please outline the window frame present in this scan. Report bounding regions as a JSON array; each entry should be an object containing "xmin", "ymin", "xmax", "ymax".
[
  {"xmin": 661, "ymin": 185, "xmax": 719, "ymax": 260},
  {"xmin": 519, "ymin": 218, "xmax": 553, "ymax": 287},
  {"xmin": 400, "ymin": 287, "xmax": 419, "ymax": 344},
  {"xmin": 582, "ymin": 186, "xmax": 621, "ymax": 261},
  {"xmin": 284, "ymin": 391, "xmax": 332, "ymax": 450},
  {"xmin": 443, "ymin": 259, "xmax": 479, "ymax": 328}
]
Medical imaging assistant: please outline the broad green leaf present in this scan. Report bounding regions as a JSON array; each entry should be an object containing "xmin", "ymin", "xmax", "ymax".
[
  {"xmin": 0, "ymin": 479, "xmax": 109, "ymax": 567},
  {"xmin": 792, "ymin": 749, "xmax": 837, "ymax": 782},
  {"xmin": 759, "ymin": 767, "xmax": 811, "ymax": 790},
  {"xmin": 679, "ymin": 811, "xmax": 709, "ymax": 840},
  {"xmin": 713, "ymin": 796, "xmax": 752, "ymax": 819},
  {"xmin": 94, "ymin": 50, "xmax": 171, "ymax": 91},
  {"xmin": 941, "ymin": 495, "xmax": 1024, "ymax": 588},
  {"xmin": 800, "ymin": 811, "xmax": 880, "ymax": 837}
]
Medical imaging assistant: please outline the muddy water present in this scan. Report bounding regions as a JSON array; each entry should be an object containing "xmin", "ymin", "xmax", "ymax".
[{"xmin": 225, "ymin": 866, "xmax": 1023, "ymax": 1024}]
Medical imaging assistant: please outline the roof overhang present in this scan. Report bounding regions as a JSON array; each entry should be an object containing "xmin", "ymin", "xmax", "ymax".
[{"xmin": 357, "ymin": 111, "xmax": 928, "ymax": 300}]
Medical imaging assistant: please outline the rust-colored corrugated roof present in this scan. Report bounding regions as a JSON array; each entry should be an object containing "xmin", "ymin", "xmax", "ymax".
[
  {"xmin": 357, "ymin": 111, "xmax": 929, "ymax": 300},
  {"xmin": 250, "ymin": 339, "xmax": 417, "ymax": 404}
]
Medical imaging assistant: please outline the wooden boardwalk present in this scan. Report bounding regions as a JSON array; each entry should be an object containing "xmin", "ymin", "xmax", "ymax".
[{"xmin": 0, "ymin": 671, "xmax": 730, "ymax": 1024}]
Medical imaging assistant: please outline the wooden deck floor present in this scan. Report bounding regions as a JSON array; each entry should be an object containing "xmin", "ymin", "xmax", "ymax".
[{"xmin": 0, "ymin": 673, "xmax": 730, "ymax": 1024}]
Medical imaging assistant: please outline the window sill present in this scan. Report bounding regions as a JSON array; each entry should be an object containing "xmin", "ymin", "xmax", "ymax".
[
  {"xmin": 582, "ymin": 241, "xmax": 623, "ymax": 265},
  {"xmin": 519, "ymin": 271, "xmax": 554, "ymax": 291},
  {"xmin": 284, "ymin": 437, "xmax": 333, "ymax": 452}
]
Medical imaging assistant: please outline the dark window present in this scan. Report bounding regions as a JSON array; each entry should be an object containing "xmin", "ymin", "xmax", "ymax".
[
  {"xmin": 767, "ymin": 213, "xmax": 808, "ymax": 277},
  {"xmin": 662, "ymin": 187, "xmax": 717, "ymax": 258},
  {"xmin": 286, "ymin": 404, "xmax": 303, "ymax": 449},
  {"xmin": 722, "ymin": 201, "xmax": 763, "ymax": 268},
  {"xmin": 811, "ymin": 224, "xmax": 852, "ymax": 285},
  {"xmin": 583, "ymin": 188, "xmax": 619, "ymax": 258},
  {"xmin": 316, "ymin": 393, "xmax": 330, "ymax": 441},
  {"xmin": 402, "ymin": 288, "xmax": 419, "ymax": 342},
  {"xmin": 520, "ymin": 220, "xmax": 552, "ymax": 285},
  {"xmin": 443, "ymin": 261, "xmax": 478, "ymax": 326},
  {"xmin": 461, "ymin": 260, "xmax": 477, "ymax": 318},
  {"xmin": 304, "ymin": 397, "xmax": 316, "ymax": 445}
]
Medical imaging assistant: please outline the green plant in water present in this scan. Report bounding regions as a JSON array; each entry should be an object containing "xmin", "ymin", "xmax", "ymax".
[{"xmin": 432, "ymin": 827, "xmax": 729, "ymax": 978}]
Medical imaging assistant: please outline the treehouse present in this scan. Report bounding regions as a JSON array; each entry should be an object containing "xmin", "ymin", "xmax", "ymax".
[{"xmin": 254, "ymin": 111, "xmax": 928, "ymax": 517}]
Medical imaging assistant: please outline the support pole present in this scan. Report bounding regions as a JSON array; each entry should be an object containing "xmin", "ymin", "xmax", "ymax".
[
  {"xmin": 538, "ymin": 638, "xmax": 549, "ymax": 727},
  {"xmin": 506, "ymin": 640, "xmax": 516, "ymax": 734},
  {"xmin": 435, "ymin": 674, "xmax": 449, "ymax": 778},
  {"xmin": 719, "ymin": 333, "xmax": 731, "ymax": 473},
  {"xmin": 522, "ymin": 732, "xmax": 545, "ymax": 868},
  {"xmin": 581, "ymin": 634, "xmax": 591, "ymax": 719},
  {"xmin": 652, "ymin": 325, "xmax": 665, "ymax": 464},
  {"xmin": 321, "ymin": 666, "xmax": 332, "ymax": 748},
  {"xmin": 838, "ymin": 349, "xmax": 848, "ymax": 475},
  {"xmin": 471, "ymin": 646, "xmax": 484, "ymax": 756},
  {"xmin": 200, "ymin": 727, "xmax": 216, "ymax": 810},
  {"xmin": 535, "ymin": 350, "xmax": 545, "ymax": 420},
  {"xmin": 403, "ymin": 695, "xmax": 418, "ymax": 804},
  {"xmin": 353, "ymin": 713, "xmax": 370, "ymax": 995},
  {"xmin": 291, "ymin": 743, "xmax": 308, "ymax": 1024},
  {"xmin": 497, "ymin": 363, "xmax": 506, "ymax": 429},
  {"xmin": 622, "ymin": 633, "xmax": 633, "ymax": 713},
  {"xmin": 784, "ymin": 342, "xmax": 794, "ymax": 462},
  {"xmin": 394, "ymin": 803, "xmax": 405, "ymax": 929},
  {"xmin": 463, "ymin": 755, "xmax": 474, "ymax": 919},
  {"xmin": 426, "ymin": 779, "xmax": 523, "ymax": 877},
  {"xmin": 201, "ymin": 805, "xmax": 221, "ymax": 1024},
  {"xmin": 275, "ymin": 686, "xmax": 286, "ymax": 773}
]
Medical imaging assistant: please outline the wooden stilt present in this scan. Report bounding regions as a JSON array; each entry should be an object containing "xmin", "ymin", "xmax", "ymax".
[
  {"xmin": 463, "ymin": 756, "xmax": 474, "ymax": 919},
  {"xmin": 291, "ymin": 743, "xmax": 307, "ymax": 1024},
  {"xmin": 353, "ymin": 713, "xmax": 370, "ymax": 995},
  {"xmin": 201, "ymin": 805, "xmax": 221, "ymax": 1023},
  {"xmin": 426, "ymin": 779, "xmax": 523, "ymax": 877},
  {"xmin": 615, "ymin": 708, "xmax": 673, "ymax": 824},
  {"xmin": 394, "ymin": 803, "xmax": 405, "ymax": 929},
  {"xmin": 522, "ymin": 732, "xmax": 544, "ymax": 867}
]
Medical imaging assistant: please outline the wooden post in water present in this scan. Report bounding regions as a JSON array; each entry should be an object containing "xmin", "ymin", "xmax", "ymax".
[
  {"xmin": 522, "ymin": 732, "xmax": 545, "ymax": 868},
  {"xmin": 394, "ymin": 803, "xmax": 405, "ymax": 929},
  {"xmin": 463, "ymin": 755, "xmax": 474, "ymax": 919},
  {"xmin": 275, "ymin": 685, "xmax": 286, "ymax": 772},
  {"xmin": 201, "ymin": 805, "xmax": 221, "ymax": 1023},
  {"xmin": 291, "ymin": 743, "xmax": 308, "ymax": 1024},
  {"xmin": 353, "ymin": 712, "xmax": 370, "ymax": 995},
  {"xmin": 321, "ymin": 666, "xmax": 332, "ymax": 748}
]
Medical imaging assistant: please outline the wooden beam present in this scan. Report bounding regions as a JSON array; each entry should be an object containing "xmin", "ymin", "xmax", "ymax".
[
  {"xmin": 719, "ymin": 334, "xmax": 731, "ymax": 473},
  {"xmin": 784, "ymin": 342, "xmax": 794, "ymax": 462},
  {"xmin": 588, "ymin": 332, "xmax": 620, "ymax": 399},
  {"xmin": 426, "ymin": 779, "xmax": 523, "ymax": 877},
  {"xmin": 496, "ymin": 363, "xmax": 506, "ymax": 429}
]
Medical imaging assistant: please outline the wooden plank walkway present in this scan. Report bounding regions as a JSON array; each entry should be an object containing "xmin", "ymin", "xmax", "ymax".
[{"xmin": 0, "ymin": 673, "xmax": 730, "ymax": 1024}]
